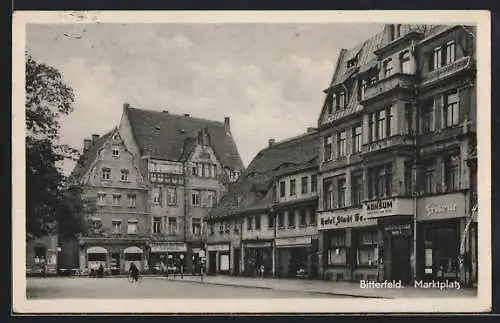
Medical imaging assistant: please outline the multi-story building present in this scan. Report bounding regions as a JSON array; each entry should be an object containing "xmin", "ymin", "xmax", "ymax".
[
  {"xmin": 316, "ymin": 24, "xmax": 477, "ymax": 284},
  {"xmin": 205, "ymin": 129, "xmax": 319, "ymax": 278},
  {"xmin": 118, "ymin": 104, "xmax": 243, "ymax": 273},
  {"xmin": 69, "ymin": 104, "xmax": 244, "ymax": 274},
  {"xmin": 70, "ymin": 128, "xmax": 150, "ymax": 274}
]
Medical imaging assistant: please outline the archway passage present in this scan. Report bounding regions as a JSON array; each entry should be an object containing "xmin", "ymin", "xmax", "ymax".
[{"xmin": 86, "ymin": 246, "xmax": 108, "ymax": 272}]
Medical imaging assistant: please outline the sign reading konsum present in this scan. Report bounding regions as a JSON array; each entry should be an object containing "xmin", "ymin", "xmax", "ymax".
[
  {"xmin": 417, "ymin": 192, "xmax": 466, "ymax": 220},
  {"xmin": 364, "ymin": 198, "xmax": 414, "ymax": 217},
  {"xmin": 207, "ymin": 244, "xmax": 230, "ymax": 252}
]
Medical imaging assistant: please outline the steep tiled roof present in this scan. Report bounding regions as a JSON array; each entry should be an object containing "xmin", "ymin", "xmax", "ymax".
[
  {"xmin": 207, "ymin": 131, "xmax": 319, "ymax": 220},
  {"xmin": 68, "ymin": 130, "xmax": 114, "ymax": 183},
  {"xmin": 125, "ymin": 106, "xmax": 244, "ymax": 170}
]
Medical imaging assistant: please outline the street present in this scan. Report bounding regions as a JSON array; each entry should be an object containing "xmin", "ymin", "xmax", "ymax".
[{"xmin": 26, "ymin": 277, "xmax": 341, "ymax": 299}]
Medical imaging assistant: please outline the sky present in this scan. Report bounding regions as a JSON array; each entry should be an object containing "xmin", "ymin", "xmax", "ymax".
[{"xmin": 26, "ymin": 22, "xmax": 383, "ymax": 175}]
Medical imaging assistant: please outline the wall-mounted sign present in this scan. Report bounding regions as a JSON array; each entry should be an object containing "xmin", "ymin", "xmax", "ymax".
[
  {"xmin": 417, "ymin": 193, "xmax": 466, "ymax": 221},
  {"xmin": 245, "ymin": 241, "xmax": 272, "ymax": 248},
  {"xmin": 150, "ymin": 243, "xmax": 187, "ymax": 253},
  {"xmin": 275, "ymin": 236, "xmax": 312, "ymax": 247},
  {"xmin": 319, "ymin": 208, "xmax": 376, "ymax": 230},
  {"xmin": 385, "ymin": 224, "xmax": 412, "ymax": 236},
  {"xmin": 207, "ymin": 244, "xmax": 230, "ymax": 252},
  {"xmin": 365, "ymin": 199, "xmax": 394, "ymax": 215}
]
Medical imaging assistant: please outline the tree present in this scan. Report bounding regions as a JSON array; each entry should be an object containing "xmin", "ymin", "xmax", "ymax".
[{"xmin": 25, "ymin": 53, "xmax": 89, "ymax": 239}]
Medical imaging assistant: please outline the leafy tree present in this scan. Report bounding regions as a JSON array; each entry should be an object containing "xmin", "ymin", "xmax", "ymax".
[{"xmin": 25, "ymin": 53, "xmax": 91, "ymax": 239}]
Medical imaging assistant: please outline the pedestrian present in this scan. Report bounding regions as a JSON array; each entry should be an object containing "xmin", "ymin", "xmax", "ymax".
[
  {"xmin": 129, "ymin": 262, "xmax": 139, "ymax": 282},
  {"xmin": 98, "ymin": 264, "xmax": 104, "ymax": 278},
  {"xmin": 260, "ymin": 264, "xmax": 265, "ymax": 278}
]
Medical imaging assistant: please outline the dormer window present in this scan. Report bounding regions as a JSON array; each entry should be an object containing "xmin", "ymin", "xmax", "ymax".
[
  {"xmin": 339, "ymin": 91, "xmax": 346, "ymax": 110},
  {"xmin": 112, "ymin": 145, "xmax": 120, "ymax": 158}
]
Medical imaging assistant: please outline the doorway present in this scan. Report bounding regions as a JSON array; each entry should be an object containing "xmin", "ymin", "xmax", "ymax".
[
  {"xmin": 208, "ymin": 251, "xmax": 217, "ymax": 275},
  {"xmin": 391, "ymin": 236, "xmax": 410, "ymax": 283},
  {"xmin": 233, "ymin": 248, "xmax": 240, "ymax": 275}
]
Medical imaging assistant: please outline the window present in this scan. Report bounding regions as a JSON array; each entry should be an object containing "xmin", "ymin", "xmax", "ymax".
[
  {"xmin": 339, "ymin": 91, "xmax": 346, "ymax": 110},
  {"xmin": 299, "ymin": 209, "xmax": 307, "ymax": 227},
  {"xmin": 191, "ymin": 190, "xmax": 201, "ymax": 206},
  {"xmin": 404, "ymin": 161, "xmax": 414, "ymax": 195},
  {"xmin": 197, "ymin": 164, "xmax": 203, "ymax": 177},
  {"xmin": 225, "ymin": 222, "xmax": 230, "ymax": 233},
  {"xmin": 324, "ymin": 135, "xmax": 333, "ymax": 161},
  {"xmin": 309, "ymin": 207, "xmax": 317, "ymax": 225},
  {"xmin": 127, "ymin": 194, "xmax": 136, "ymax": 207},
  {"xmin": 112, "ymin": 194, "xmax": 121, "ymax": 206},
  {"xmin": 112, "ymin": 220, "xmax": 122, "ymax": 234},
  {"xmin": 327, "ymin": 232, "xmax": 347, "ymax": 265},
  {"xmin": 338, "ymin": 177, "xmax": 347, "ymax": 208},
  {"xmin": 311, "ymin": 174, "xmax": 318, "ymax": 193},
  {"xmin": 331, "ymin": 93, "xmax": 337, "ymax": 112},
  {"xmin": 445, "ymin": 40, "xmax": 456, "ymax": 65},
  {"xmin": 323, "ymin": 179, "xmax": 334, "ymax": 210},
  {"xmin": 444, "ymin": 89, "xmax": 460, "ymax": 127},
  {"xmin": 219, "ymin": 222, "xmax": 224, "ymax": 234},
  {"xmin": 191, "ymin": 218, "xmax": 201, "ymax": 235},
  {"xmin": 255, "ymin": 215, "xmax": 261, "ymax": 230},
  {"xmin": 102, "ymin": 167, "xmax": 111, "ymax": 180},
  {"xmin": 127, "ymin": 220, "xmax": 138, "ymax": 234},
  {"xmin": 356, "ymin": 230, "xmax": 378, "ymax": 267},
  {"xmin": 423, "ymin": 159, "xmax": 437, "ymax": 194},
  {"xmin": 369, "ymin": 107, "xmax": 392, "ymax": 142},
  {"xmin": 396, "ymin": 24, "xmax": 402, "ymax": 38},
  {"xmin": 327, "ymin": 94, "xmax": 334, "ymax": 114},
  {"xmin": 192, "ymin": 164, "xmax": 198, "ymax": 176},
  {"xmin": 301, "ymin": 176, "xmax": 308, "ymax": 194},
  {"xmin": 432, "ymin": 46, "xmax": 443, "ymax": 70},
  {"xmin": 290, "ymin": 179, "xmax": 296, "ymax": 196},
  {"xmin": 278, "ymin": 212, "xmax": 285, "ymax": 228},
  {"xmin": 120, "ymin": 169, "xmax": 129, "ymax": 182},
  {"xmin": 279, "ymin": 181, "xmax": 286, "ymax": 198},
  {"xmin": 247, "ymin": 216, "xmax": 253, "ymax": 231},
  {"xmin": 377, "ymin": 109, "xmax": 387, "ymax": 140},
  {"xmin": 383, "ymin": 58, "xmax": 394, "ymax": 78},
  {"xmin": 112, "ymin": 145, "xmax": 120, "ymax": 158},
  {"xmin": 206, "ymin": 190, "xmax": 217, "ymax": 208},
  {"xmin": 233, "ymin": 220, "xmax": 240, "ymax": 233},
  {"xmin": 353, "ymin": 125, "xmax": 362, "ymax": 153},
  {"xmin": 97, "ymin": 193, "xmax": 106, "ymax": 206},
  {"xmin": 288, "ymin": 211, "xmax": 295, "ymax": 228},
  {"xmin": 421, "ymin": 99, "xmax": 435, "ymax": 133},
  {"xmin": 352, "ymin": 172, "xmax": 363, "ymax": 206},
  {"xmin": 445, "ymin": 154, "xmax": 460, "ymax": 191},
  {"xmin": 167, "ymin": 188, "xmax": 177, "ymax": 206},
  {"xmin": 152, "ymin": 186, "xmax": 162, "ymax": 205},
  {"xmin": 404, "ymin": 103, "xmax": 413, "ymax": 135},
  {"xmin": 337, "ymin": 131, "xmax": 346, "ymax": 158},
  {"xmin": 368, "ymin": 164, "xmax": 392, "ymax": 199},
  {"xmin": 268, "ymin": 214, "xmax": 275, "ymax": 228},
  {"xmin": 401, "ymin": 50, "xmax": 412, "ymax": 74},
  {"xmin": 168, "ymin": 217, "xmax": 177, "ymax": 235},
  {"xmin": 153, "ymin": 217, "xmax": 162, "ymax": 234}
]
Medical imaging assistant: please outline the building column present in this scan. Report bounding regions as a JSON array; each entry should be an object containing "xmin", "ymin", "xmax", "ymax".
[
  {"xmin": 318, "ymin": 232, "xmax": 324, "ymax": 279},
  {"xmin": 345, "ymin": 228, "xmax": 353, "ymax": 281}
]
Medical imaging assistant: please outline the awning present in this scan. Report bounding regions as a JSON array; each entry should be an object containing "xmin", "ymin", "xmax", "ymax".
[
  {"xmin": 86, "ymin": 246, "xmax": 107, "ymax": 254},
  {"xmin": 124, "ymin": 246, "xmax": 143, "ymax": 254}
]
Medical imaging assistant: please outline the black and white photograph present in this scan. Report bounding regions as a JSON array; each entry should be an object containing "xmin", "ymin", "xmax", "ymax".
[{"xmin": 12, "ymin": 11, "xmax": 491, "ymax": 313}]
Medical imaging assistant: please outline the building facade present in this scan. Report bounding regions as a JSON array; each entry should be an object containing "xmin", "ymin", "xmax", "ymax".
[
  {"xmin": 205, "ymin": 130, "xmax": 320, "ymax": 278},
  {"xmin": 26, "ymin": 234, "xmax": 59, "ymax": 275},
  {"xmin": 71, "ymin": 128, "xmax": 150, "ymax": 274},
  {"xmin": 316, "ymin": 24, "xmax": 477, "ymax": 284}
]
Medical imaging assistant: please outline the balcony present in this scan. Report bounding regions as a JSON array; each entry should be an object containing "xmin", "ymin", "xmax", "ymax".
[
  {"xmin": 420, "ymin": 56, "xmax": 473, "ymax": 88},
  {"xmin": 323, "ymin": 104, "xmax": 363, "ymax": 126},
  {"xmin": 361, "ymin": 135, "xmax": 415, "ymax": 155},
  {"xmin": 361, "ymin": 74, "xmax": 415, "ymax": 104}
]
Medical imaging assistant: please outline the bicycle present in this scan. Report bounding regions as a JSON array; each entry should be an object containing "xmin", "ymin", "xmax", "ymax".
[{"xmin": 127, "ymin": 271, "xmax": 142, "ymax": 283}]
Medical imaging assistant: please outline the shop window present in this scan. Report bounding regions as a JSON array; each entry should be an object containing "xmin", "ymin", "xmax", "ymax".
[
  {"xmin": 356, "ymin": 230, "xmax": 378, "ymax": 267},
  {"xmin": 327, "ymin": 232, "xmax": 347, "ymax": 265},
  {"xmin": 424, "ymin": 225, "xmax": 459, "ymax": 279},
  {"xmin": 219, "ymin": 254, "xmax": 230, "ymax": 271}
]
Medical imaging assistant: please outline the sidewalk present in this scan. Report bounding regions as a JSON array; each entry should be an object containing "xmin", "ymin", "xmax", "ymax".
[{"xmin": 156, "ymin": 275, "xmax": 478, "ymax": 299}]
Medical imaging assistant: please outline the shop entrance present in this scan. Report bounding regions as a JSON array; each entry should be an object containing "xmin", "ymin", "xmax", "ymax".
[
  {"xmin": 390, "ymin": 235, "xmax": 411, "ymax": 283},
  {"xmin": 233, "ymin": 248, "xmax": 240, "ymax": 275},
  {"xmin": 208, "ymin": 251, "xmax": 217, "ymax": 275}
]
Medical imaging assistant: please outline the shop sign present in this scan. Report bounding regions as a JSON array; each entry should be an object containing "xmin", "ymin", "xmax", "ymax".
[
  {"xmin": 385, "ymin": 224, "xmax": 412, "ymax": 236},
  {"xmin": 365, "ymin": 199, "xmax": 394, "ymax": 216},
  {"xmin": 207, "ymin": 244, "xmax": 230, "ymax": 252},
  {"xmin": 245, "ymin": 241, "xmax": 272, "ymax": 248},
  {"xmin": 417, "ymin": 193, "xmax": 466, "ymax": 220},
  {"xmin": 150, "ymin": 243, "xmax": 187, "ymax": 253},
  {"xmin": 319, "ymin": 208, "xmax": 376, "ymax": 230},
  {"xmin": 275, "ymin": 236, "xmax": 312, "ymax": 247}
]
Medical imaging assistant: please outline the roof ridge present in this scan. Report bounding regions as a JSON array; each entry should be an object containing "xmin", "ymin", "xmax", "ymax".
[{"xmin": 127, "ymin": 106, "xmax": 225, "ymax": 125}]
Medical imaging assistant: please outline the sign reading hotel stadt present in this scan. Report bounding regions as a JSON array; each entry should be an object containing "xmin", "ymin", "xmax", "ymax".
[{"xmin": 319, "ymin": 208, "xmax": 377, "ymax": 230}]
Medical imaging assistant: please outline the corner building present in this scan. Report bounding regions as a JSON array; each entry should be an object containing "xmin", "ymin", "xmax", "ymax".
[{"xmin": 317, "ymin": 24, "xmax": 477, "ymax": 285}]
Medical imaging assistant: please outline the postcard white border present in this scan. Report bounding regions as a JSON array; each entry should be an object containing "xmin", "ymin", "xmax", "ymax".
[{"xmin": 12, "ymin": 10, "xmax": 492, "ymax": 313}]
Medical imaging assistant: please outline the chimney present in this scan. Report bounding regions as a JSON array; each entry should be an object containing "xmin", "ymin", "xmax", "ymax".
[
  {"xmin": 268, "ymin": 138, "xmax": 276, "ymax": 147},
  {"xmin": 224, "ymin": 117, "xmax": 231, "ymax": 134},
  {"xmin": 162, "ymin": 110, "xmax": 169, "ymax": 114},
  {"xmin": 92, "ymin": 134, "xmax": 99, "ymax": 144},
  {"xmin": 83, "ymin": 139, "xmax": 92, "ymax": 151},
  {"xmin": 183, "ymin": 113, "xmax": 190, "ymax": 117},
  {"xmin": 306, "ymin": 127, "xmax": 317, "ymax": 134},
  {"xmin": 123, "ymin": 102, "xmax": 130, "ymax": 109}
]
